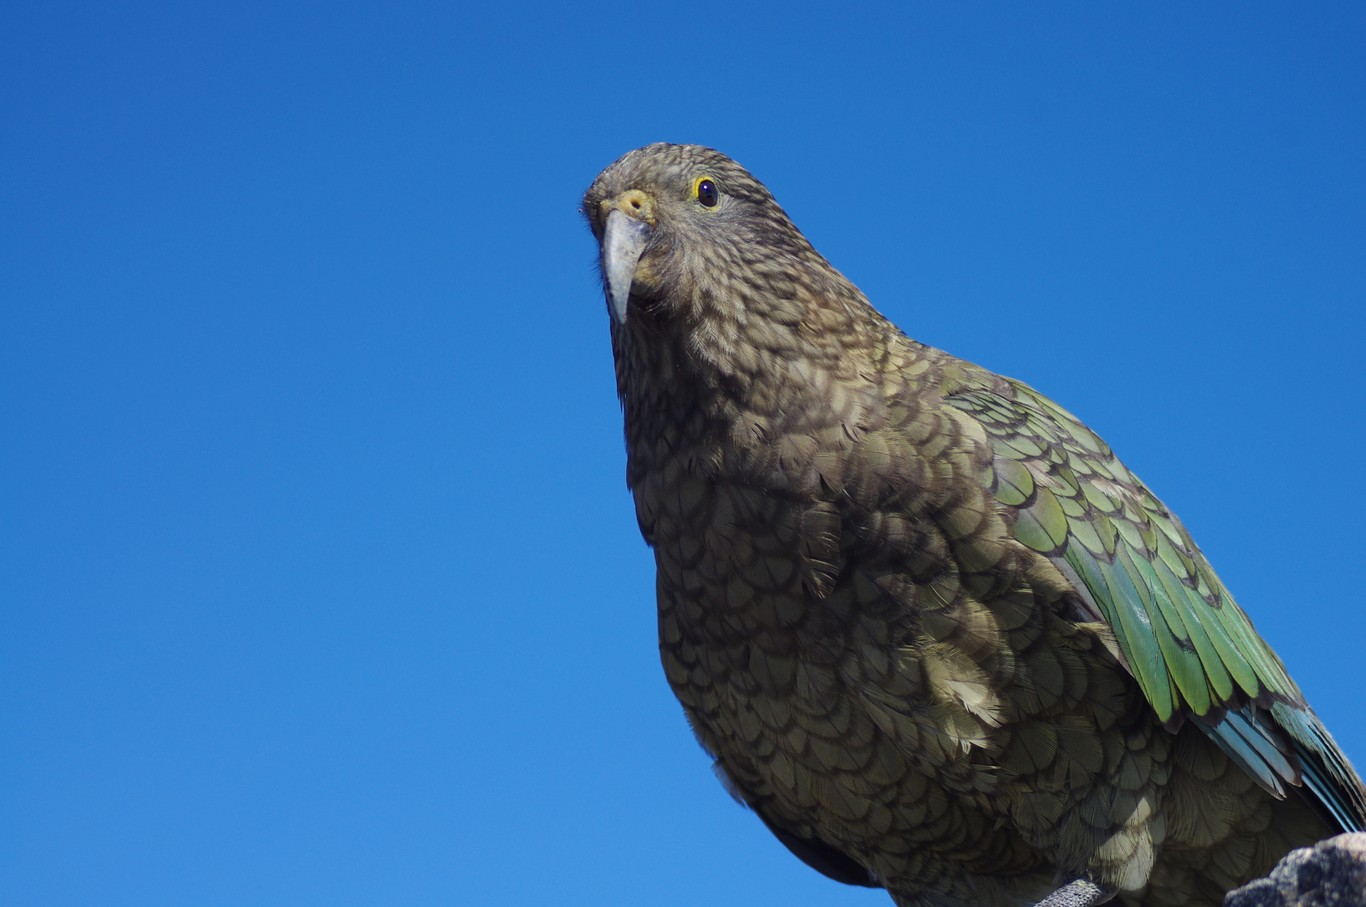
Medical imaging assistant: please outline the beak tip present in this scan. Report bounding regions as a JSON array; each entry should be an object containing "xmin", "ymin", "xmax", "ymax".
[{"xmin": 609, "ymin": 287, "xmax": 629, "ymax": 324}]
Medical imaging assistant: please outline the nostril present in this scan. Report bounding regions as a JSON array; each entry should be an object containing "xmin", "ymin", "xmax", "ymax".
[{"xmin": 617, "ymin": 191, "xmax": 653, "ymax": 224}]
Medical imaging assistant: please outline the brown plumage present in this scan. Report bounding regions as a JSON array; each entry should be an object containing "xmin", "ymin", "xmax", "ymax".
[{"xmin": 582, "ymin": 143, "xmax": 1366, "ymax": 907}]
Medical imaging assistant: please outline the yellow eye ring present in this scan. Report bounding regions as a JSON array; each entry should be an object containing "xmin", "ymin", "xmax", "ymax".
[{"xmin": 693, "ymin": 176, "xmax": 719, "ymax": 208}]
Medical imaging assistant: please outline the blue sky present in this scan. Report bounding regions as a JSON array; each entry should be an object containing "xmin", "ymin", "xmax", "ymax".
[{"xmin": 4, "ymin": 3, "xmax": 1364, "ymax": 905}]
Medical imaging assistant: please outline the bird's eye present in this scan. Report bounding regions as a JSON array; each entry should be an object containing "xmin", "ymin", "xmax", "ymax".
[{"xmin": 693, "ymin": 177, "xmax": 719, "ymax": 208}]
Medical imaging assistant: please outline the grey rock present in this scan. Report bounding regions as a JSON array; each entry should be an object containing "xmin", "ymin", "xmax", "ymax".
[{"xmin": 1224, "ymin": 833, "xmax": 1366, "ymax": 907}]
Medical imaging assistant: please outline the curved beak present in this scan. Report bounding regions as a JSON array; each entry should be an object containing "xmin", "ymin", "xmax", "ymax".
[{"xmin": 602, "ymin": 209, "xmax": 652, "ymax": 324}]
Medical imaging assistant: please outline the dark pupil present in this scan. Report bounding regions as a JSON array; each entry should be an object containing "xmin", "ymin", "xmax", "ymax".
[{"xmin": 697, "ymin": 179, "xmax": 718, "ymax": 207}]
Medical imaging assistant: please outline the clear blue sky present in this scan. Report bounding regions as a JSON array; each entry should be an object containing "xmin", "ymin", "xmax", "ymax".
[{"xmin": 4, "ymin": 4, "xmax": 1364, "ymax": 905}]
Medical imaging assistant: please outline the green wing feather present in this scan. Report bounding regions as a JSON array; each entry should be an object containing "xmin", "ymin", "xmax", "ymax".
[{"xmin": 947, "ymin": 379, "xmax": 1366, "ymax": 830}]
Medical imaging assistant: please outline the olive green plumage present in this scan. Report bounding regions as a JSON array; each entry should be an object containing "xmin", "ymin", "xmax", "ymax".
[{"xmin": 582, "ymin": 143, "xmax": 1366, "ymax": 907}]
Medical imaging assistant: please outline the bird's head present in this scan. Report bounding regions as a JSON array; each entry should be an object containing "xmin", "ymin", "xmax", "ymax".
[{"xmin": 581, "ymin": 143, "xmax": 817, "ymax": 329}]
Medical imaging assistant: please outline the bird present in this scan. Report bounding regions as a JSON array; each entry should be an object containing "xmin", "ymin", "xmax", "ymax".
[{"xmin": 581, "ymin": 143, "xmax": 1366, "ymax": 907}]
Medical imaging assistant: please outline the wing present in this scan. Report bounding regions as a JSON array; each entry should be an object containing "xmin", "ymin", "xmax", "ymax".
[{"xmin": 945, "ymin": 380, "xmax": 1366, "ymax": 831}]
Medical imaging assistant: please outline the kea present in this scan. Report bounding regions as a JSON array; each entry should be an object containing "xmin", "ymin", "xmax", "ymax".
[{"xmin": 581, "ymin": 143, "xmax": 1366, "ymax": 907}]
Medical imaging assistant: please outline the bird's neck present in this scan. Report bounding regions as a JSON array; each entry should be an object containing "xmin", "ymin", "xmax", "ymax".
[{"xmin": 612, "ymin": 274, "xmax": 898, "ymax": 492}]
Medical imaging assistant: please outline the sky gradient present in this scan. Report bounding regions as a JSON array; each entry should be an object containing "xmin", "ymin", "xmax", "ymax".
[{"xmin": 5, "ymin": 4, "xmax": 1365, "ymax": 905}]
